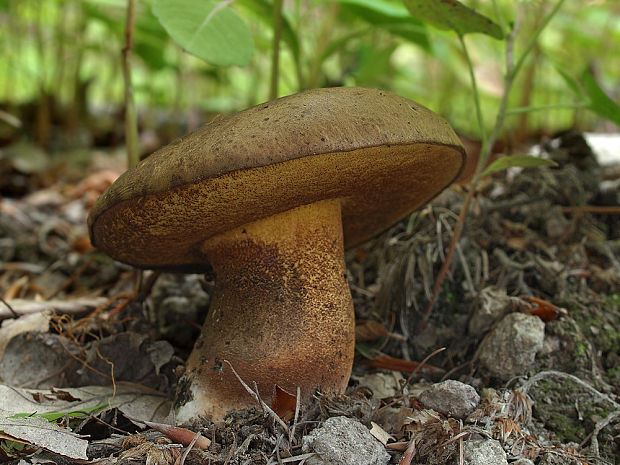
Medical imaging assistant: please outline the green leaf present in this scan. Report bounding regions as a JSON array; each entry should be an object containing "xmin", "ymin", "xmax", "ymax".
[
  {"xmin": 583, "ymin": 70, "xmax": 620, "ymax": 127},
  {"xmin": 402, "ymin": 0, "xmax": 503, "ymax": 39},
  {"xmin": 337, "ymin": 0, "xmax": 429, "ymax": 49},
  {"xmin": 555, "ymin": 66, "xmax": 584, "ymax": 98},
  {"xmin": 152, "ymin": 0, "xmax": 254, "ymax": 67},
  {"xmin": 355, "ymin": 44, "xmax": 398, "ymax": 86},
  {"xmin": 134, "ymin": 10, "xmax": 171, "ymax": 70},
  {"xmin": 481, "ymin": 155, "xmax": 558, "ymax": 178},
  {"xmin": 318, "ymin": 29, "xmax": 370, "ymax": 65}
]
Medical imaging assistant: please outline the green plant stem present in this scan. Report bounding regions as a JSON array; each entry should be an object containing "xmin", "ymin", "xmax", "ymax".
[
  {"xmin": 421, "ymin": 0, "xmax": 567, "ymax": 322},
  {"xmin": 457, "ymin": 33, "xmax": 487, "ymax": 154},
  {"xmin": 511, "ymin": 0, "xmax": 567, "ymax": 81},
  {"xmin": 122, "ymin": 0, "xmax": 139, "ymax": 169},
  {"xmin": 505, "ymin": 101, "xmax": 589, "ymax": 115},
  {"xmin": 477, "ymin": 0, "xmax": 566, "ymax": 179},
  {"xmin": 307, "ymin": 3, "xmax": 340, "ymax": 89},
  {"xmin": 490, "ymin": 0, "xmax": 506, "ymax": 39},
  {"xmin": 270, "ymin": 0, "xmax": 283, "ymax": 100}
]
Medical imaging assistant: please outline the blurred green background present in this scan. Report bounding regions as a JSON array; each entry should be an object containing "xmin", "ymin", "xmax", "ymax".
[{"xmin": 1, "ymin": 0, "xmax": 618, "ymax": 156}]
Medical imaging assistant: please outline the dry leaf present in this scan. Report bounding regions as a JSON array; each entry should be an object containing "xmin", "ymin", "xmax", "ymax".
[
  {"xmin": 270, "ymin": 385, "xmax": 296, "ymax": 421},
  {"xmin": 0, "ymin": 411, "xmax": 88, "ymax": 460},
  {"xmin": 369, "ymin": 421, "xmax": 394, "ymax": 446},
  {"xmin": 355, "ymin": 320, "xmax": 388, "ymax": 342}
]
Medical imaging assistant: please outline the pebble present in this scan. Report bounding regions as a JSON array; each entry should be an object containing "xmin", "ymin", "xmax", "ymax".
[
  {"xmin": 417, "ymin": 380, "xmax": 480, "ymax": 419},
  {"xmin": 478, "ymin": 312, "xmax": 545, "ymax": 380},
  {"xmin": 301, "ymin": 416, "xmax": 390, "ymax": 465},
  {"xmin": 512, "ymin": 459, "xmax": 535, "ymax": 465},
  {"xmin": 463, "ymin": 439, "xmax": 508, "ymax": 465}
]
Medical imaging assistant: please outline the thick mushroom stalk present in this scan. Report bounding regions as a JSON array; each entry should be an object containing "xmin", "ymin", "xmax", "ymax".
[{"xmin": 175, "ymin": 199, "xmax": 355, "ymax": 422}]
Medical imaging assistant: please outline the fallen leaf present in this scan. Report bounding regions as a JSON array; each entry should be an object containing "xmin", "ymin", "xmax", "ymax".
[
  {"xmin": 386, "ymin": 441, "xmax": 409, "ymax": 451},
  {"xmin": 0, "ymin": 382, "xmax": 171, "ymax": 424},
  {"xmin": 270, "ymin": 385, "xmax": 296, "ymax": 421},
  {"xmin": 369, "ymin": 421, "xmax": 394, "ymax": 446},
  {"xmin": 355, "ymin": 320, "xmax": 388, "ymax": 342},
  {"xmin": 0, "ymin": 411, "xmax": 88, "ymax": 460},
  {"xmin": 522, "ymin": 296, "xmax": 567, "ymax": 322}
]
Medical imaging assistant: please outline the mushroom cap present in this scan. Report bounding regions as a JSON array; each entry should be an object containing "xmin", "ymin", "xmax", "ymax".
[{"xmin": 88, "ymin": 87, "xmax": 465, "ymax": 272}]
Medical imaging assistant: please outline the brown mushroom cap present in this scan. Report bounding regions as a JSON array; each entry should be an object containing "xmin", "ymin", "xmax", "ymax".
[{"xmin": 88, "ymin": 87, "xmax": 465, "ymax": 270}]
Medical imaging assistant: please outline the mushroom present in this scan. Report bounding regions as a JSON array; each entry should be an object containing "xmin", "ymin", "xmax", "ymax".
[{"xmin": 88, "ymin": 87, "xmax": 465, "ymax": 422}]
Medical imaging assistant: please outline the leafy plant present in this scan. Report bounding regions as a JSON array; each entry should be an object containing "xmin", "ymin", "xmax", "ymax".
[
  {"xmin": 399, "ymin": 0, "xmax": 569, "ymax": 317},
  {"xmin": 399, "ymin": 0, "xmax": 618, "ymax": 321},
  {"xmin": 152, "ymin": 0, "xmax": 254, "ymax": 67}
]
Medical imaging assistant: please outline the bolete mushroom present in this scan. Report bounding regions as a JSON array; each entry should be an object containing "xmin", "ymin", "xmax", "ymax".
[{"xmin": 88, "ymin": 87, "xmax": 465, "ymax": 422}]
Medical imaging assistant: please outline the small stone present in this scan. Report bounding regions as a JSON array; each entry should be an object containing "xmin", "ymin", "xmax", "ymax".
[
  {"xmin": 418, "ymin": 380, "xmax": 480, "ymax": 419},
  {"xmin": 512, "ymin": 459, "xmax": 535, "ymax": 465},
  {"xmin": 478, "ymin": 312, "xmax": 545, "ymax": 381},
  {"xmin": 463, "ymin": 439, "xmax": 507, "ymax": 465},
  {"xmin": 302, "ymin": 416, "xmax": 390, "ymax": 465}
]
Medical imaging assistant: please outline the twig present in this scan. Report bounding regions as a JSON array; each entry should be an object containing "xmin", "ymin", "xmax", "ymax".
[
  {"xmin": 587, "ymin": 410, "xmax": 620, "ymax": 458},
  {"xmin": 420, "ymin": 188, "xmax": 475, "ymax": 324},
  {"xmin": 122, "ymin": 0, "xmax": 139, "ymax": 168},
  {"xmin": 289, "ymin": 387, "xmax": 301, "ymax": 449},
  {"xmin": 178, "ymin": 432, "xmax": 201, "ymax": 465},
  {"xmin": 0, "ymin": 297, "xmax": 108, "ymax": 320},
  {"xmin": 561, "ymin": 205, "xmax": 620, "ymax": 215},
  {"xmin": 48, "ymin": 256, "xmax": 95, "ymax": 299},
  {"xmin": 404, "ymin": 347, "xmax": 446, "ymax": 389},
  {"xmin": 518, "ymin": 370, "xmax": 619, "ymax": 409},
  {"xmin": 266, "ymin": 453, "xmax": 316, "ymax": 464},
  {"xmin": 223, "ymin": 360, "xmax": 290, "ymax": 434},
  {"xmin": 0, "ymin": 297, "xmax": 18, "ymax": 318}
]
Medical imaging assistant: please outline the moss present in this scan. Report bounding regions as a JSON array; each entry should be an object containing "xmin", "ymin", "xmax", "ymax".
[
  {"xmin": 545, "ymin": 412, "xmax": 583, "ymax": 443},
  {"xmin": 605, "ymin": 293, "xmax": 620, "ymax": 307},
  {"xmin": 573, "ymin": 341, "xmax": 588, "ymax": 358},
  {"xmin": 532, "ymin": 378, "xmax": 614, "ymax": 446}
]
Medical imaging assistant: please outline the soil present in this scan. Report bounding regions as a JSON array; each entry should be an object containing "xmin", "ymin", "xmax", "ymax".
[{"xmin": 0, "ymin": 131, "xmax": 618, "ymax": 464}]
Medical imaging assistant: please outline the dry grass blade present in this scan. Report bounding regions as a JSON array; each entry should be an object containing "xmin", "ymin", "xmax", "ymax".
[
  {"xmin": 289, "ymin": 387, "xmax": 301, "ymax": 449},
  {"xmin": 223, "ymin": 360, "xmax": 290, "ymax": 435},
  {"xmin": 405, "ymin": 346, "xmax": 446, "ymax": 387},
  {"xmin": 177, "ymin": 431, "xmax": 202, "ymax": 465}
]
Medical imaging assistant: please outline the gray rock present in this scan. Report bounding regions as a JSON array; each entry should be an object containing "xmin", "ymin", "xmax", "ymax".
[
  {"xmin": 302, "ymin": 416, "xmax": 390, "ymax": 465},
  {"xmin": 418, "ymin": 380, "xmax": 480, "ymax": 419},
  {"xmin": 478, "ymin": 312, "xmax": 545, "ymax": 381},
  {"xmin": 464, "ymin": 439, "xmax": 507, "ymax": 465}
]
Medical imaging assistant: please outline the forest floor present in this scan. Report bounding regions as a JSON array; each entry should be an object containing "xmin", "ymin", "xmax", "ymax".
[{"xmin": 0, "ymin": 131, "xmax": 618, "ymax": 464}]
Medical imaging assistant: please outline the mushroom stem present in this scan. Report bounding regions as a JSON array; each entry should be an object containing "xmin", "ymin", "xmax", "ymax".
[{"xmin": 175, "ymin": 198, "xmax": 355, "ymax": 421}]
